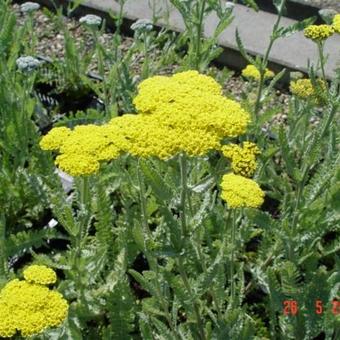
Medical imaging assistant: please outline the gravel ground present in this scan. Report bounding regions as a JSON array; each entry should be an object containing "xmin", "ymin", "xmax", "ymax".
[{"xmin": 12, "ymin": 3, "xmax": 319, "ymax": 127}]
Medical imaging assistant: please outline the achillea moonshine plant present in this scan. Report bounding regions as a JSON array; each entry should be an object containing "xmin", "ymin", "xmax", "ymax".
[
  {"xmin": 333, "ymin": 14, "xmax": 340, "ymax": 33},
  {"xmin": 289, "ymin": 78, "xmax": 326, "ymax": 101},
  {"xmin": 304, "ymin": 24, "xmax": 334, "ymax": 82},
  {"xmin": 40, "ymin": 70, "xmax": 265, "ymax": 338},
  {"xmin": 40, "ymin": 71, "xmax": 251, "ymax": 175},
  {"xmin": 221, "ymin": 141, "xmax": 261, "ymax": 177},
  {"xmin": 241, "ymin": 64, "xmax": 274, "ymax": 81},
  {"xmin": 0, "ymin": 265, "xmax": 68, "ymax": 338},
  {"xmin": 303, "ymin": 24, "xmax": 335, "ymax": 41}
]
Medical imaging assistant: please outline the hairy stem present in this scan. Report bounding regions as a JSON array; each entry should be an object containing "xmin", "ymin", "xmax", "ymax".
[
  {"xmin": 176, "ymin": 256, "xmax": 206, "ymax": 340},
  {"xmin": 195, "ymin": 0, "xmax": 207, "ymax": 71},
  {"xmin": 317, "ymin": 41, "xmax": 327, "ymax": 83},
  {"xmin": 229, "ymin": 209, "xmax": 237, "ymax": 306},
  {"xmin": 137, "ymin": 159, "xmax": 180, "ymax": 338},
  {"xmin": 179, "ymin": 153, "xmax": 188, "ymax": 239},
  {"xmin": 254, "ymin": 0, "xmax": 286, "ymax": 117}
]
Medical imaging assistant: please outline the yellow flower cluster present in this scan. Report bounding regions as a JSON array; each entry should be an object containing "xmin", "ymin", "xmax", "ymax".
[
  {"xmin": 304, "ymin": 24, "xmax": 334, "ymax": 41},
  {"xmin": 23, "ymin": 265, "xmax": 57, "ymax": 285},
  {"xmin": 220, "ymin": 173, "xmax": 265, "ymax": 208},
  {"xmin": 289, "ymin": 78, "xmax": 326, "ymax": 100},
  {"xmin": 39, "ymin": 127, "xmax": 72, "ymax": 151},
  {"xmin": 221, "ymin": 141, "xmax": 260, "ymax": 177},
  {"xmin": 0, "ymin": 266, "xmax": 68, "ymax": 338},
  {"xmin": 333, "ymin": 14, "xmax": 340, "ymax": 33},
  {"xmin": 40, "ymin": 71, "xmax": 251, "ymax": 176},
  {"xmin": 241, "ymin": 64, "xmax": 274, "ymax": 81}
]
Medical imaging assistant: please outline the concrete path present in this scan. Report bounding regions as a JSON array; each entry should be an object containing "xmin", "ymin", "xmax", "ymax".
[{"xmin": 80, "ymin": 0, "xmax": 340, "ymax": 79}]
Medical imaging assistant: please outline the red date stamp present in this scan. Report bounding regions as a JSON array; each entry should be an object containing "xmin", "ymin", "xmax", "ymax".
[{"xmin": 283, "ymin": 300, "xmax": 340, "ymax": 316}]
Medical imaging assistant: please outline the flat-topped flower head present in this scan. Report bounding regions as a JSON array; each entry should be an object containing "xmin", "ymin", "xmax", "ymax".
[
  {"xmin": 0, "ymin": 268, "xmax": 68, "ymax": 338},
  {"xmin": 221, "ymin": 141, "xmax": 260, "ymax": 177},
  {"xmin": 20, "ymin": 2, "xmax": 40, "ymax": 13},
  {"xmin": 241, "ymin": 64, "xmax": 274, "ymax": 81},
  {"xmin": 304, "ymin": 24, "xmax": 334, "ymax": 41},
  {"xmin": 23, "ymin": 265, "xmax": 57, "ymax": 285},
  {"xmin": 55, "ymin": 153, "xmax": 100, "ymax": 177},
  {"xmin": 131, "ymin": 19, "xmax": 153, "ymax": 32},
  {"xmin": 16, "ymin": 56, "xmax": 42, "ymax": 72},
  {"xmin": 333, "ymin": 14, "xmax": 340, "ymax": 33},
  {"xmin": 40, "ymin": 71, "xmax": 252, "ymax": 174},
  {"xmin": 220, "ymin": 173, "xmax": 265, "ymax": 208},
  {"xmin": 39, "ymin": 126, "xmax": 71, "ymax": 151},
  {"xmin": 289, "ymin": 78, "xmax": 326, "ymax": 100},
  {"xmin": 79, "ymin": 14, "xmax": 102, "ymax": 27}
]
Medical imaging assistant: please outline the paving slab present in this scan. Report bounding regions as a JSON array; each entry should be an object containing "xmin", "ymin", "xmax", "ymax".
[
  {"xmin": 27, "ymin": 0, "xmax": 340, "ymax": 79},
  {"xmin": 78, "ymin": 0, "xmax": 339, "ymax": 80}
]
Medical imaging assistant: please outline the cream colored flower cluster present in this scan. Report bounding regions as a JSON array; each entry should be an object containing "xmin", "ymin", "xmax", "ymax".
[{"xmin": 0, "ymin": 265, "xmax": 68, "ymax": 338}]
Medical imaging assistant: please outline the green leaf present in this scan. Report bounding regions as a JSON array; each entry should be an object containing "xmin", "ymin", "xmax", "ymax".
[
  {"xmin": 142, "ymin": 297, "xmax": 166, "ymax": 316},
  {"xmin": 242, "ymin": 0, "xmax": 259, "ymax": 11},
  {"xmin": 273, "ymin": 0, "xmax": 286, "ymax": 13},
  {"xmin": 278, "ymin": 126, "xmax": 298, "ymax": 181},
  {"xmin": 235, "ymin": 29, "xmax": 255, "ymax": 65},
  {"xmin": 264, "ymin": 68, "xmax": 286, "ymax": 97},
  {"xmin": 132, "ymin": 222, "xmax": 146, "ymax": 251},
  {"xmin": 276, "ymin": 17, "xmax": 316, "ymax": 38},
  {"xmin": 128, "ymin": 269, "xmax": 154, "ymax": 296},
  {"xmin": 213, "ymin": 14, "xmax": 234, "ymax": 38},
  {"xmin": 139, "ymin": 159, "xmax": 173, "ymax": 203},
  {"xmin": 244, "ymin": 209, "xmax": 276, "ymax": 230}
]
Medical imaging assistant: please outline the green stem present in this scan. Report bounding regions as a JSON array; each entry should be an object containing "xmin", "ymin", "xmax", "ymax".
[
  {"xmin": 179, "ymin": 153, "xmax": 188, "ymax": 239},
  {"xmin": 0, "ymin": 214, "xmax": 8, "ymax": 279},
  {"xmin": 194, "ymin": 231, "xmax": 223, "ymax": 320},
  {"xmin": 176, "ymin": 257, "xmax": 206, "ymax": 340},
  {"xmin": 291, "ymin": 102, "xmax": 338, "ymax": 229},
  {"xmin": 244, "ymin": 242, "xmax": 278, "ymax": 294},
  {"xmin": 74, "ymin": 176, "xmax": 90, "ymax": 310},
  {"xmin": 136, "ymin": 159, "xmax": 153, "ymax": 256},
  {"xmin": 136, "ymin": 159, "xmax": 180, "ymax": 338},
  {"xmin": 230, "ymin": 209, "xmax": 237, "ymax": 306},
  {"xmin": 195, "ymin": 0, "xmax": 207, "ymax": 71},
  {"xmin": 93, "ymin": 29, "xmax": 112, "ymax": 117},
  {"xmin": 317, "ymin": 41, "xmax": 327, "ymax": 83},
  {"xmin": 254, "ymin": 0, "xmax": 286, "ymax": 117},
  {"xmin": 177, "ymin": 153, "xmax": 206, "ymax": 339},
  {"xmin": 142, "ymin": 32, "xmax": 150, "ymax": 79}
]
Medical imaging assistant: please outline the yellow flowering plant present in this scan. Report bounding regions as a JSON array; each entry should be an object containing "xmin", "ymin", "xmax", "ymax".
[
  {"xmin": 289, "ymin": 78, "xmax": 327, "ymax": 103},
  {"xmin": 333, "ymin": 14, "xmax": 340, "ymax": 33},
  {"xmin": 241, "ymin": 64, "xmax": 274, "ymax": 81},
  {"xmin": 0, "ymin": 266, "xmax": 68, "ymax": 338},
  {"xmin": 1, "ymin": 0, "xmax": 339, "ymax": 337},
  {"xmin": 304, "ymin": 24, "xmax": 335, "ymax": 41}
]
